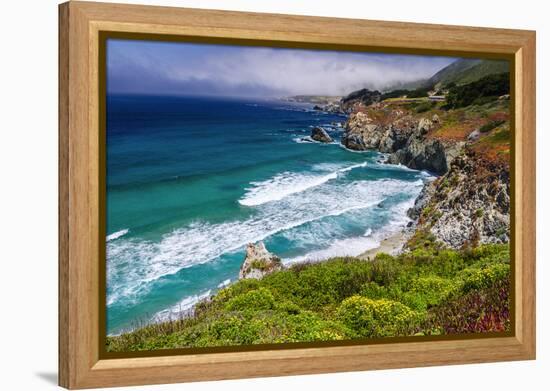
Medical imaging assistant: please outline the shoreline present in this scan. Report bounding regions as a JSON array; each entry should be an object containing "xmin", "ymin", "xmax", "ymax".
[{"xmin": 358, "ymin": 229, "xmax": 411, "ymax": 260}]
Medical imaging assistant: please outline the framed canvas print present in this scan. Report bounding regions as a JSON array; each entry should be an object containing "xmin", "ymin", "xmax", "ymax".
[{"xmin": 58, "ymin": 1, "xmax": 536, "ymax": 389}]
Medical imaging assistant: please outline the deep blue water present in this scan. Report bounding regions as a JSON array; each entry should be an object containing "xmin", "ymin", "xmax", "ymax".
[{"xmin": 106, "ymin": 95, "xmax": 428, "ymax": 334}]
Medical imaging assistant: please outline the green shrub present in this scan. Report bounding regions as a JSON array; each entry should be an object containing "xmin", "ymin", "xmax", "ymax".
[
  {"xmin": 415, "ymin": 101, "xmax": 436, "ymax": 113},
  {"xmin": 269, "ymin": 311, "xmax": 351, "ymax": 342},
  {"xmin": 265, "ymin": 257, "xmax": 374, "ymax": 309},
  {"xmin": 212, "ymin": 278, "xmax": 261, "ymax": 304},
  {"xmin": 337, "ymin": 296, "xmax": 420, "ymax": 337},
  {"xmin": 370, "ymin": 253, "xmax": 401, "ymax": 285},
  {"xmin": 445, "ymin": 73, "xmax": 509, "ymax": 109},
  {"xmin": 179, "ymin": 311, "xmax": 351, "ymax": 347},
  {"xmin": 460, "ymin": 263, "xmax": 510, "ymax": 293},
  {"xmin": 404, "ymin": 276, "xmax": 459, "ymax": 310},
  {"xmin": 201, "ymin": 315, "xmax": 265, "ymax": 346},
  {"xmin": 225, "ymin": 287, "xmax": 276, "ymax": 312},
  {"xmin": 360, "ymin": 281, "xmax": 390, "ymax": 299}
]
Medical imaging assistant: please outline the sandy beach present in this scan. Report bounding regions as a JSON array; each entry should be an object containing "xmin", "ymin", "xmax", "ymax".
[{"xmin": 358, "ymin": 230, "xmax": 410, "ymax": 260}]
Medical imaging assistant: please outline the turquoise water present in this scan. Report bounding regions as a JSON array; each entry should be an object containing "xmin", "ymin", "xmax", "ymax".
[{"xmin": 106, "ymin": 95, "xmax": 429, "ymax": 334}]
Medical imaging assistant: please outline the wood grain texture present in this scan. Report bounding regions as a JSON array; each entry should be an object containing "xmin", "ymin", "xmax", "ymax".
[{"xmin": 58, "ymin": 1, "xmax": 536, "ymax": 388}]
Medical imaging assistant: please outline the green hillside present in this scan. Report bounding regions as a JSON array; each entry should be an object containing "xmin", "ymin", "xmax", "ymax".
[
  {"xmin": 392, "ymin": 58, "xmax": 510, "ymax": 92},
  {"xmin": 428, "ymin": 59, "xmax": 509, "ymax": 89}
]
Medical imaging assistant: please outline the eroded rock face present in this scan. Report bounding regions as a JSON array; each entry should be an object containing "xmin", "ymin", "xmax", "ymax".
[
  {"xmin": 387, "ymin": 137, "xmax": 464, "ymax": 175},
  {"xmin": 342, "ymin": 112, "xmax": 459, "ymax": 175},
  {"xmin": 239, "ymin": 242, "xmax": 282, "ymax": 280},
  {"xmin": 340, "ymin": 88, "xmax": 382, "ymax": 113},
  {"xmin": 342, "ymin": 112, "xmax": 412, "ymax": 152},
  {"xmin": 418, "ymin": 118, "xmax": 433, "ymax": 134},
  {"xmin": 412, "ymin": 153, "xmax": 510, "ymax": 248},
  {"xmin": 310, "ymin": 127, "xmax": 333, "ymax": 143},
  {"xmin": 407, "ymin": 180, "xmax": 437, "ymax": 220}
]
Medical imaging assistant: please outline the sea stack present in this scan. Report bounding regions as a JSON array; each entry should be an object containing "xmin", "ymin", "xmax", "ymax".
[
  {"xmin": 310, "ymin": 126, "xmax": 333, "ymax": 143},
  {"xmin": 239, "ymin": 242, "xmax": 283, "ymax": 280}
]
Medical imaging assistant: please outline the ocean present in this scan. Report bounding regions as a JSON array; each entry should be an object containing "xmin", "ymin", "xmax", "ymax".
[{"xmin": 106, "ymin": 94, "xmax": 429, "ymax": 334}]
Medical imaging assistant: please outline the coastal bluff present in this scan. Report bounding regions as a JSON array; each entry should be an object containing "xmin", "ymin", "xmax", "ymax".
[{"xmin": 335, "ymin": 88, "xmax": 510, "ymax": 250}]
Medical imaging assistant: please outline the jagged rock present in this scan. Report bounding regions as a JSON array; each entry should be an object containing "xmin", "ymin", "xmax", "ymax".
[
  {"xmin": 378, "ymin": 124, "xmax": 413, "ymax": 153},
  {"xmin": 342, "ymin": 109, "xmax": 464, "ymax": 174},
  {"xmin": 324, "ymin": 102, "xmax": 344, "ymax": 114},
  {"xmin": 342, "ymin": 112, "xmax": 382, "ymax": 150},
  {"xmin": 239, "ymin": 242, "xmax": 282, "ymax": 280},
  {"xmin": 467, "ymin": 129, "xmax": 481, "ymax": 142},
  {"xmin": 418, "ymin": 118, "xmax": 433, "ymax": 134},
  {"xmin": 346, "ymin": 111, "xmax": 371, "ymax": 129},
  {"xmin": 340, "ymin": 88, "xmax": 381, "ymax": 112},
  {"xmin": 310, "ymin": 127, "xmax": 333, "ymax": 143},
  {"xmin": 388, "ymin": 135, "xmax": 463, "ymax": 175},
  {"xmin": 342, "ymin": 111, "xmax": 415, "ymax": 152},
  {"xmin": 417, "ymin": 153, "xmax": 510, "ymax": 248},
  {"xmin": 407, "ymin": 180, "xmax": 436, "ymax": 220}
]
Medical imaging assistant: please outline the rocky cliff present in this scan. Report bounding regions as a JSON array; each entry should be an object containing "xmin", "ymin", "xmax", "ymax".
[
  {"xmin": 239, "ymin": 242, "xmax": 283, "ymax": 279},
  {"xmin": 341, "ymin": 99, "xmax": 511, "ymax": 249},
  {"xmin": 340, "ymin": 88, "xmax": 382, "ymax": 113},
  {"xmin": 409, "ymin": 150, "xmax": 509, "ymax": 248},
  {"xmin": 342, "ymin": 111, "xmax": 460, "ymax": 175}
]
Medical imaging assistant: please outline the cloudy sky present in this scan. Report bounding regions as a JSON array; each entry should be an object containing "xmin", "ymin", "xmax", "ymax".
[{"xmin": 107, "ymin": 39, "xmax": 456, "ymax": 97}]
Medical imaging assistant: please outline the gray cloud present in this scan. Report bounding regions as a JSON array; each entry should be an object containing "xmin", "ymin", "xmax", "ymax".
[{"xmin": 107, "ymin": 40, "xmax": 455, "ymax": 97}]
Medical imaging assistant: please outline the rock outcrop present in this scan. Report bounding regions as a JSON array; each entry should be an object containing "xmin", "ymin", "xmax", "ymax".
[
  {"xmin": 310, "ymin": 127, "xmax": 333, "ymax": 143},
  {"xmin": 312, "ymin": 102, "xmax": 344, "ymax": 114},
  {"xmin": 239, "ymin": 242, "xmax": 283, "ymax": 280},
  {"xmin": 342, "ymin": 112, "xmax": 461, "ymax": 175},
  {"xmin": 412, "ymin": 152, "xmax": 510, "ymax": 248},
  {"xmin": 386, "ymin": 137, "xmax": 464, "ymax": 175},
  {"xmin": 340, "ymin": 88, "xmax": 382, "ymax": 113},
  {"xmin": 407, "ymin": 179, "xmax": 437, "ymax": 220}
]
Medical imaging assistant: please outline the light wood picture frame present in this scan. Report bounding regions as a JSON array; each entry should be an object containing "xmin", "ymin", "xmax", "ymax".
[{"xmin": 59, "ymin": 1, "xmax": 536, "ymax": 389}]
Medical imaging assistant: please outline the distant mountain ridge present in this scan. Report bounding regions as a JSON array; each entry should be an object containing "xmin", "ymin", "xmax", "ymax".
[
  {"xmin": 394, "ymin": 58, "xmax": 509, "ymax": 91},
  {"xmin": 427, "ymin": 58, "xmax": 509, "ymax": 89}
]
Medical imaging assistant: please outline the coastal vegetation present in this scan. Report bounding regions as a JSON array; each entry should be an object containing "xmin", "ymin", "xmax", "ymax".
[
  {"xmin": 106, "ymin": 243, "xmax": 510, "ymax": 351},
  {"xmin": 444, "ymin": 72, "xmax": 509, "ymax": 109}
]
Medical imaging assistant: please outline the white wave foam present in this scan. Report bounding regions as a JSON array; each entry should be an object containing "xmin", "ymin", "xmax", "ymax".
[
  {"xmin": 106, "ymin": 229, "xmax": 129, "ymax": 242},
  {"xmin": 152, "ymin": 290, "xmax": 212, "ymax": 323},
  {"xmin": 217, "ymin": 279, "xmax": 231, "ymax": 288},
  {"xmin": 292, "ymin": 136, "xmax": 340, "ymax": 145},
  {"xmin": 293, "ymin": 136, "xmax": 314, "ymax": 144},
  {"xmin": 338, "ymin": 144, "xmax": 371, "ymax": 153},
  {"xmin": 284, "ymin": 235, "xmax": 381, "ymax": 264},
  {"xmin": 238, "ymin": 162, "xmax": 367, "ymax": 207},
  {"xmin": 283, "ymin": 195, "xmax": 420, "ymax": 265},
  {"xmin": 107, "ymin": 177, "xmax": 423, "ymax": 306}
]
